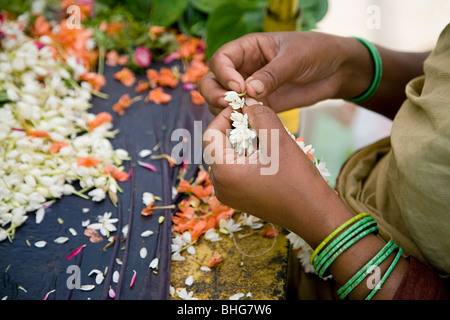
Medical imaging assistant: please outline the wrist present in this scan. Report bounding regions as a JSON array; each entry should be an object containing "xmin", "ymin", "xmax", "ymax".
[
  {"xmin": 336, "ymin": 37, "xmax": 376, "ymax": 101},
  {"xmin": 285, "ymin": 175, "xmax": 355, "ymax": 249}
]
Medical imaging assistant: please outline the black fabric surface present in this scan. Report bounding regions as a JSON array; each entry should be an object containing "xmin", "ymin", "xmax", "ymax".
[{"xmin": 0, "ymin": 63, "xmax": 213, "ymax": 300}]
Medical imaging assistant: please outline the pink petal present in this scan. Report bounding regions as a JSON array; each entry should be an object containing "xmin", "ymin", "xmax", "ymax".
[
  {"xmin": 126, "ymin": 166, "xmax": 133, "ymax": 180},
  {"xmin": 43, "ymin": 289, "xmax": 55, "ymax": 300},
  {"xmin": 109, "ymin": 286, "xmax": 116, "ymax": 299},
  {"xmin": 137, "ymin": 160, "xmax": 157, "ymax": 172},
  {"xmin": 183, "ymin": 83, "xmax": 196, "ymax": 91},
  {"xmin": 163, "ymin": 52, "xmax": 179, "ymax": 64},
  {"xmin": 66, "ymin": 244, "xmax": 86, "ymax": 260},
  {"xmin": 130, "ymin": 270, "xmax": 137, "ymax": 288},
  {"xmin": 133, "ymin": 46, "xmax": 151, "ymax": 68}
]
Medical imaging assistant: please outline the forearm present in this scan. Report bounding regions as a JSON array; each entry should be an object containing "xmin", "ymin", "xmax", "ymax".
[
  {"xmin": 361, "ymin": 47, "xmax": 429, "ymax": 120},
  {"xmin": 338, "ymin": 37, "xmax": 429, "ymax": 120},
  {"xmin": 286, "ymin": 185, "xmax": 409, "ymax": 300}
]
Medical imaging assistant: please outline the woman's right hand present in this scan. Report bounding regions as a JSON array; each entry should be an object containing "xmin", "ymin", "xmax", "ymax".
[{"xmin": 199, "ymin": 31, "xmax": 374, "ymax": 115}]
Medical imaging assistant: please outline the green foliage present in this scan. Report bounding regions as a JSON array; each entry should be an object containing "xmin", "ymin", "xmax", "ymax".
[
  {"xmin": 299, "ymin": 0, "xmax": 328, "ymax": 30},
  {"xmin": 149, "ymin": 0, "xmax": 189, "ymax": 27},
  {"xmin": 1, "ymin": 0, "xmax": 328, "ymax": 61},
  {"xmin": 205, "ymin": 2, "xmax": 263, "ymax": 59},
  {"xmin": 181, "ymin": 0, "xmax": 328, "ymax": 59}
]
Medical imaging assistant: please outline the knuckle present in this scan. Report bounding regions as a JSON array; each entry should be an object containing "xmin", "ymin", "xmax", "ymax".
[{"xmin": 257, "ymin": 68, "xmax": 279, "ymax": 90}]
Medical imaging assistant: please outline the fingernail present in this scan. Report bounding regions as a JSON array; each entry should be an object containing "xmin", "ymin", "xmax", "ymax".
[
  {"xmin": 245, "ymin": 97, "xmax": 258, "ymax": 106},
  {"xmin": 227, "ymin": 80, "xmax": 240, "ymax": 92},
  {"xmin": 247, "ymin": 79, "xmax": 264, "ymax": 95}
]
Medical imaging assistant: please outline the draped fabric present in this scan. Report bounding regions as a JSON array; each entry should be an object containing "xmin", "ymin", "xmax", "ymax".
[{"xmin": 336, "ymin": 23, "xmax": 450, "ymax": 278}]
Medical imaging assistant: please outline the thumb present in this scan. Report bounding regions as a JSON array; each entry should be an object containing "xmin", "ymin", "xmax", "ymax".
[
  {"xmin": 243, "ymin": 104, "xmax": 287, "ymax": 133},
  {"xmin": 245, "ymin": 56, "xmax": 297, "ymax": 99},
  {"xmin": 243, "ymin": 104, "xmax": 294, "ymax": 152}
]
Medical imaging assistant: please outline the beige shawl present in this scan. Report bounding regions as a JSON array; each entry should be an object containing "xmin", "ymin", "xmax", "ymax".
[{"xmin": 336, "ymin": 23, "xmax": 450, "ymax": 278}]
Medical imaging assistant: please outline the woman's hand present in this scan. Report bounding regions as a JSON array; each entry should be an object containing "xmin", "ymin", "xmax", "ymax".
[
  {"xmin": 203, "ymin": 105, "xmax": 410, "ymax": 300},
  {"xmin": 199, "ymin": 31, "xmax": 373, "ymax": 115},
  {"xmin": 202, "ymin": 104, "xmax": 355, "ymax": 247}
]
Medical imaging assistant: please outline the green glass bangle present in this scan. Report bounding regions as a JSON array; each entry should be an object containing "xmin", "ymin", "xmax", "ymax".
[
  {"xmin": 365, "ymin": 247, "xmax": 403, "ymax": 300},
  {"xmin": 313, "ymin": 218, "xmax": 376, "ymax": 272},
  {"xmin": 309, "ymin": 212, "xmax": 371, "ymax": 266},
  {"xmin": 317, "ymin": 225, "xmax": 379, "ymax": 278},
  {"xmin": 337, "ymin": 240, "xmax": 398, "ymax": 299},
  {"xmin": 345, "ymin": 37, "xmax": 383, "ymax": 103},
  {"xmin": 314, "ymin": 218, "xmax": 375, "ymax": 271}
]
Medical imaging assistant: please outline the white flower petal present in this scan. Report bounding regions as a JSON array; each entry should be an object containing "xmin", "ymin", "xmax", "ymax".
[
  {"xmin": 229, "ymin": 293, "xmax": 245, "ymax": 300},
  {"xmin": 80, "ymin": 284, "xmax": 95, "ymax": 291},
  {"xmin": 34, "ymin": 240, "xmax": 47, "ymax": 248},
  {"xmin": 185, "ymin": 276, "xmax": 194, "ymax": 286},
  {"xmin": 54, "ymin": 236, "xmax": 69, "ymax": 244},
  {"xmin": 140, "ymin": 247, "xmax": 148, "ymax": 259},
  {"xmin": 141, "ymin": 230, "xmax": 154, "ymax": 237},
  {"xmin": 149, "ymin": 257, "xmax": 159, "ymax": 269}
]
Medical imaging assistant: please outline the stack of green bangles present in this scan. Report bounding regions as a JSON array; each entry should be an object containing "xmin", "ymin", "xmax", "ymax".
[{"xmin": 309, "ymin": 212, "xmax": 403, "ymax": 300}]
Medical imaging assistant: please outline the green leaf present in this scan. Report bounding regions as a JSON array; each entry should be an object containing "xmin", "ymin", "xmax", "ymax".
[
  {"xmin": 177, "ymin": 4, "xmax": 208, "ymax": 37},
  {"xmin": 190, "ymin": 0, "xmax": 266, "ymax": 13},
  {"xmin": 299, "ymin": 0, "xmax": 328, "ymax": 29},
  {"xmin": 205, "ymin": 3, "xmax": 263, "ymax": 59},
  {"xmin": 123, "ymin": 0, "xmax": 153, "ymax": 21},
  {"xmin": 189, "ymin": 0, "xmax": 228, "ymax": 13},
  {"xmin": 149, "ymin": 0, "xmax": 190, "ymax": 27}
]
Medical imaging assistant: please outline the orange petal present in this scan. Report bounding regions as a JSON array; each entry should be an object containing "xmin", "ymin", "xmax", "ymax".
[
  {"xmin": 147, "ymin": 87, "xmax": 172, "ymax": 104},
  {"xmin": 158, "ymin": 68, "xmax": 178, "ymax": 88},
  {"xmin": 262, "ymin": 226, "xmax": 279, "ymax": 238},
  {"xmin": 49, "ymin": 141, "xmax": 69, "ymax": 153},
  {"xmin": 27, "ymin": 130, "xmax": 50, "ymax": 138},
  {"xmin": 177, "ymin": 180, "xmax": 192, "ymax": 193},
  {"xmin": 113, "ymin": 67, "xmax": 136, "ymax": 87},
  {"xmin": 88, "ymin": 112, "xmax": 113, "ymax": 131},
  {"xmin": 77, "ymin": 157, "xmax": 100, "ymax": 167},
  {"xmin": 207, "ymin": 253, "xmax": 222, "ymax": 267},
  {"xmin": 190, "ymin": 90, "xmax": 205, "ymax": 105}
]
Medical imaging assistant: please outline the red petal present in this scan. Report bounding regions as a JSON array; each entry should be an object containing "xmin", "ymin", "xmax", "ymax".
[{"xmin": 66, "ymin": 244, "xmax": 86, "ymax": 260}]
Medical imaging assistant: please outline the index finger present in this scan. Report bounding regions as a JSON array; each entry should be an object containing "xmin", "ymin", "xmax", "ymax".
[{"xmin": 209, "ymin": 41, "xmax": 247, "ymax": 93}]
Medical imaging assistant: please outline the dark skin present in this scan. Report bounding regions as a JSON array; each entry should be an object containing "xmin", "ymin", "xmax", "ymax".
[{"xmin": 199, "ymin": 31, "xmax": 430, "ymax": 299}]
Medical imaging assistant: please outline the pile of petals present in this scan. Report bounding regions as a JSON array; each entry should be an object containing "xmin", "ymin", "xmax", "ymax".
[
  {"xmin": 109, "ymin": 33, "xmax": 208, "ymax": 111},
  {"xmin": 0, "ymin": 16, "xmax": 129, "ymax": 242}
]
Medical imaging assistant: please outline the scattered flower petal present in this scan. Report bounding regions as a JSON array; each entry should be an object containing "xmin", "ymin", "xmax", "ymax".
[
  {"xmin": 141, "ymin": 230, "xmax": 154, "ymax": 237},
  {"xmin": 113, "ymin": 271, "xmax": 120, "ymax": 283},
  {"xmin": 80, "ymin": 284, "xmax": 95, "ymax": 291},
  {"xmin": 43, "ymin": 289, "xmax": 55, "ymax": 300},
  {"xmin": 138, "ymin": 160, "xmax": 158, "ymax": 172},
  {"xmin": 139, "ymin": 149, "xmax": 152, "ymax": 158},
  {"xmin": 34, "ymin": 241, "xmax": 47, "ymax": 248},
  {"xmin": 66, "ymin": 244, "xmax": 86, "ymax": 260},
  {"xmin": 229, "ymin": 293, "xmax": 245, "ymax": 300},
  {"xmin": 140, "ymin": 247, "xmax": 148, "ymax": 259},
  {"xmin": 108, "ymin": 286, "xmax": 116, "ymax": 299},
  {"xmin": 149, "ymin": 257, "xmax": 159, "ymax": 269},
  {"xmin": 54, "ymin": 237, "xmax": 69, "ymax": 244},
  {"xmin": 185, "ymin": 276, "xmax": 194, "ymax": 286},
  {"xmin": 130, "ymin": 270, "xmax": 137, "ymax": 288}
]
